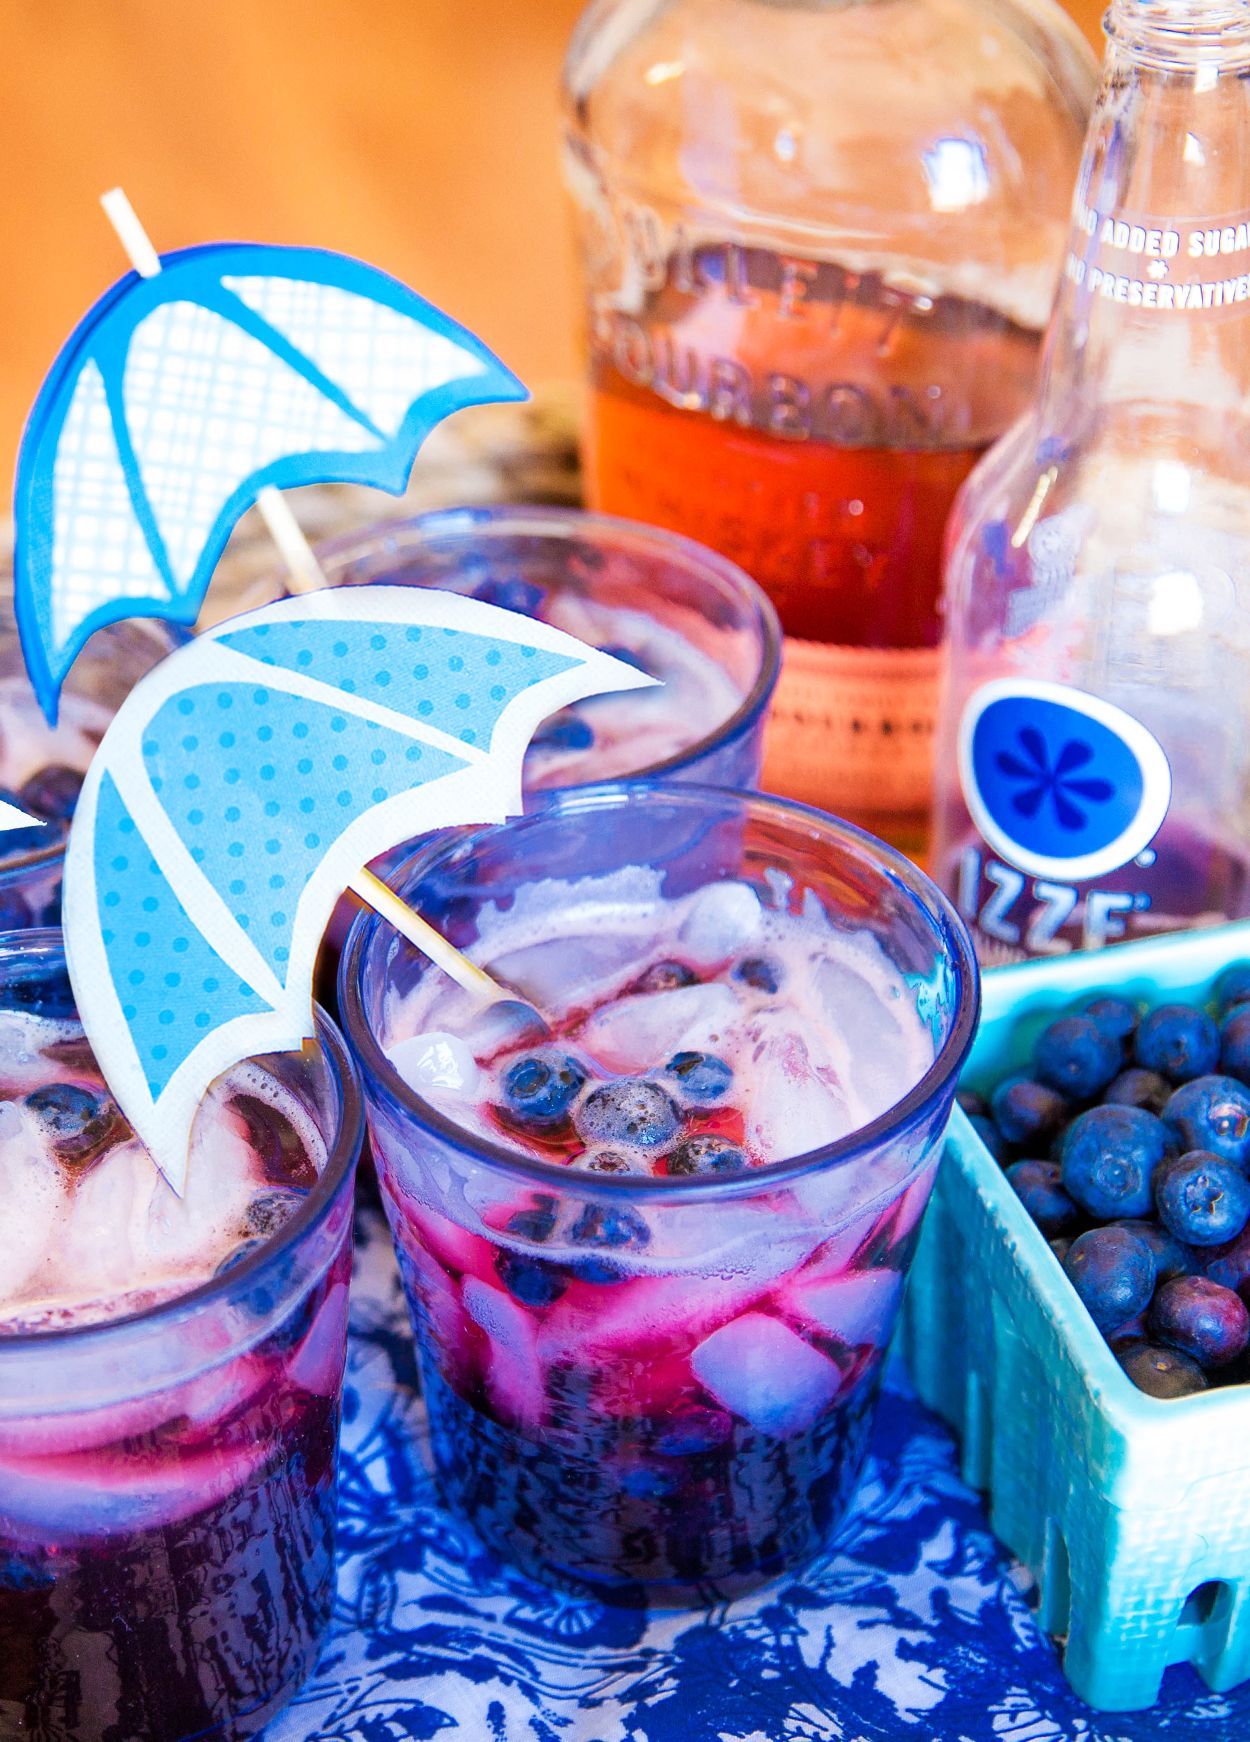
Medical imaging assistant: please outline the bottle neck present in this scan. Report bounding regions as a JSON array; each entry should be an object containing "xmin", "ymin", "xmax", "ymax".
[{"xmin": 1038, "ymin": 0, "xmax": 1250, "ymax": 434}]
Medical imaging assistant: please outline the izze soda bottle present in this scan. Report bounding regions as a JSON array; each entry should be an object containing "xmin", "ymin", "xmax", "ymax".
[
  {"xmin": 562, "ymin": 0, "xmax": 1095, "ymax": 854},
  {"xmin": 932, "ymin": 0, "xmax": 1250, "ymax": 963}
]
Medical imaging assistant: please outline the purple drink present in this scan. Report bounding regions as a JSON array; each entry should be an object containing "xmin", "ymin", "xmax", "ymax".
[
  {"xmin": 342, "ymin": 785, "xmax": 977, "ymax": 1601},
  {"xmin": 0, "ymin": 934, "xmax": 362, "ymax": 1742}
]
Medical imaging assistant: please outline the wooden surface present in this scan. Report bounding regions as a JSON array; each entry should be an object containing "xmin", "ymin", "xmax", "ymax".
[{"xmin": 3, "ymin": 0, "xmax": 1106, "ymax": 484}]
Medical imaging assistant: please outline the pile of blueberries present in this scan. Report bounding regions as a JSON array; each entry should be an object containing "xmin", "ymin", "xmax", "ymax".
[{"xmin": 961, "ymin": 965, "xmax": 1250, "ymax": 1399}]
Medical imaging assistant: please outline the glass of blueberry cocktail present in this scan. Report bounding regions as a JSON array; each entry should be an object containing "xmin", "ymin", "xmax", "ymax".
[
  {"xmin": 0, "ymin": 933, "xmax": 363, "ymax": 1741},
  {"xmin": 0, "ymin": 602, "xmax": 177, "ymax": 931},
  {"xmin": 342, "ymin": 784, "xmax": 978, "ymax": 1601},
  {"xmin": 277, "ymin": 506, "xmax": 782, "ymax": 791}
]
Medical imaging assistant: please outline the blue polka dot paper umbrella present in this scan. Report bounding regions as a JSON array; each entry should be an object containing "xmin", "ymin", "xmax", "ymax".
[
  {"xmin": 61, "ymin": 585, "xmax": 651, "ymax": 1189},
  {"xmin": 13, "ymin": 204, "xmax": 524, "ymax": 723}
]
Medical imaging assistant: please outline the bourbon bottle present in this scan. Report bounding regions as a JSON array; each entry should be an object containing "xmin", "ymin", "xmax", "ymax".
[{"xmin": 562, "ymin": 0, "xmax": 1096, "ymax": 853}]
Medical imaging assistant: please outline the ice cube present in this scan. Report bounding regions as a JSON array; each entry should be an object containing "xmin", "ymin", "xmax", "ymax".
[
  {"xmin": 678, "ymin": 882, "xmax": 762, "ymax": 966},
  {"xmin": 488, "ymin": 933, "xmax": 642, "ymax": 1014},
  {"xmin": 815, "ymin": 957, "xmax": 919, "ymax": 1125},
  {"xmin": 289, "ymin": 1281, "xmax": 350, "ymax": 1397},
  {"xmin": 387, "ymin": 1031, "xmax": 481, "ymax": 1100},
  {"xmin": 743, "ymin": 1016, "xmax": 856, "ymax": 1162},
  {"xmin": 462, "ymin": 1275, "xmax": 544, "ymax": 1430},
  {"xmin": 0, "ymin": 1108, "xmax": 65, "ymax": 1301},
  {"xmin": 787, "ymin": 1269, "xmax": 902, "ymax": 1349},
  {"xmin": 578, "ymin": 982, "xmax": 738, "ymax": 1074},
  {"xmin": 690, "ymin": 1312, "xmax": 843, "ymax": 1437}
]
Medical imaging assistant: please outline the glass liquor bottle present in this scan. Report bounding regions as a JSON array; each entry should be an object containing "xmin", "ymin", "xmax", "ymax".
[
  {"xmin": 562, "ymin": 0, "xmax": 1096, "ymax": 856},
  {"xmin": 932, "ymin": 0, "xmax": 1250, "ymax": 962}
]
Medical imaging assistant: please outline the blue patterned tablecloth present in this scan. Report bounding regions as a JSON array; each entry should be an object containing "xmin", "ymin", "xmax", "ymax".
[{"xmin": 266, "ymin": 1211, "xmax": 1249, "ymax": 1742}]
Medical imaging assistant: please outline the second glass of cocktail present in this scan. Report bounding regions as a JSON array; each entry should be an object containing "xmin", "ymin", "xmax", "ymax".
[{"xmin": 342, "ymin": 784, "xmax": 977, "ymax": 1601}]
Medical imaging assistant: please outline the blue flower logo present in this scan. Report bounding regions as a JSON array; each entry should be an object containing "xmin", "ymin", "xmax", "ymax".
[
  {"xmin": 959, "ymin": 681, "xmax": 1172, "ymax": 881},
  {"xmin": 994, "ymin": 727, "xmax": 1114, "ymax": 833}
]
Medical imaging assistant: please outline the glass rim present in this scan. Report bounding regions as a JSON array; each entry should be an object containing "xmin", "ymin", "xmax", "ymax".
[
  {"xmin": 306, "ymin": 503, "xmax": 784, "ymax": 785},
  {"xmin": 339, "ymin": 780, "xmax": 981, "ymax": 1204},
  {"xmin": 0, "ymin": 928, "xmax": 364, "ymax": 1351}
]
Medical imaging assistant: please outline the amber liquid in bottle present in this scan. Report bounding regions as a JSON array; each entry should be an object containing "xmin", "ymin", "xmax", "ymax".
[{"xmin": 583, "ymin": 242, "xmax": 1042, "ymax": 856}]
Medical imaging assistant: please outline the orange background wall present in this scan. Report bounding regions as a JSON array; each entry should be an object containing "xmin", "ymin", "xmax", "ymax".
[{"xmin": 2, "ymin": 0, "xmax": 1106, "ymax": 484}]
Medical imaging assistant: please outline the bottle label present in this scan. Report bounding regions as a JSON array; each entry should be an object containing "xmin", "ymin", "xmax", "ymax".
[
  {"xmin": 1065, "ymin": 203, "xmax": 1250, "ymax": 316},
  {"xmin": 762, "ymin": 638, "xmax": 938, "ymax": 815},
  {"xmin": 957, "ymin": 679, "xmax": 1172, "ymax": 881}
]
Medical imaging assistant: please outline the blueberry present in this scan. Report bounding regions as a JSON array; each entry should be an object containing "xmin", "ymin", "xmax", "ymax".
[
  {"xmin": 1154, "ymin": 1150, "xmax": 1250, "ymax": 1246},
  {"xmin": 1220, "ymin": 1009, "xmax": 1250, "ymax": 1086},
  {"xmin": 1114, "ymin": 1218, "xmax": 1197, "ymax": 1284},
  {"xmin": 567, "ymin": 1202, "xmax": 650, "ymax": 1281},
  {"xmin": 1049, "ymin": 1235, "xmax": 1074, "ymax": 1263},
  {"xmin": 25, "ymin": 1082, "xmax": 127, "ymax": 1167},
  {"xmin": 1034, "ymin": 1016, "xmax": 1121, "ymax": 1099},
  {"xmin": 1114, "ymin": 1339, "xmax": 1209, "ymax": 1398},
  {"xmin": 1162, "ymin": 1075, "xmax": 1250, "ymax": 1168},
  {"xmin": 495, "ymin": 1251, "xmax": 567, "ymax": 1306},
  {"xmin": 1149, "ymin": 1275, "xmax": 1250, "ymax": 1367},
  {"xmin": 1135, "ymin": 1004, "xmax": 1220, "ymax": 1083},
  {"xmin": 243, "ymin": 1188, "xmax": 308, "ymax": 1239},
  {"xmin": 0, "ymin": 885, "xmax": 32, "ymax": 929},
  {"xmin": 1062, "ymin": 1226, "xmax": 1156, "ymax": 1332},
  {"xmin": 570, "ymin": 1148, "xmax": 644, "ymax": 1176},
  {"xmin": 966, "ymin": 1111, "xmax": 1007, "ymax": 1161},
  {"xmin": 0, "ymin": 1553, "xmax": 53, "ymax": 1592},
  {"xmin": 1205, "ymin": 1226, "xmax": 1250, "ymax": 1294},
  {"xmin": 634, "ymin": 960, "xmax": 699, "ymax": 994},
  {"xmin": 18, "ymin": 764, "xmax": 83, "ymax": 822},
  {"xmin": 575, "ymin": 1078, "xmax": 681, "ymax": 1149},
  {"xmin": 1085, "ymin": 996, "xmax": 1138, "ymax": 1053},
  {"xmin": 568, "ymin": 1203, "xmax": 650, "ymax": 1251},
  {"xmin": 990, "ymin": 1076, "xmax": 1068, "ymax": 1147},
  {"xmin": 531, "ymin": 710, "xmax": 595, "ymax": 754},
  {"xmin": 666, "ymin": 1134, "xmax": 748, "ymax": 1177},
  {"xmin": 1005, "ymin": 1160, "xmax": 1080, "ymax": 1237},
  {"xmin": 1216, "ymin": 964, "xmax": 1250, "ymax": 1015},
  {"xmin": 231, "ymin": 1093, "xmax": 318, "ymax": 1188},
  {"xmin": 1058, "ymin": 1106, "xmax": 1168, "ymax": 1220},
  {"xmin": 474, "ymin": 574, "xmax": 544, "ymax": 614},
  {"xmin": 956, "ymin": 1089, "xmax": 988, "ymax": 1119},
  {"xmin": 1102, "ymin": 1067, "xmax": 1172, "ymax": 1116},
  {"xmin": 663, "ymin": 1050, "xmax": 733, "ymax": 1105},
  {"xmin": 501, "ymin": 1051, "xmax": 587, "ymax": 1129},
  {"xmin": 505, "ymin": 1198, "xmax": 557, "ymax": 1243},
  {"xmin": 655, "ymin": 1405, "xmax": 733, "ymax": 1457},
  {"xmin": 734, "ymin": 956, "xmax": 782, "ymax": 994}
]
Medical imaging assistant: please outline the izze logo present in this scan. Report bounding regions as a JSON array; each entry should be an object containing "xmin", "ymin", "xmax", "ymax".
[{"xmin": 958, "ymin": 680, "xmax": 1171, "ymax": 882}]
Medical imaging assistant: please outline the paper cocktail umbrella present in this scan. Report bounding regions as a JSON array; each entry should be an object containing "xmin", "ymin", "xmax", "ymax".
[
  {"xmin": 14, "ymin": 194, "xmax": 524, "ymax": 722},
  {"xmin": 63, "ymin": 585, "xmax": 651, "ymax": 1188}
]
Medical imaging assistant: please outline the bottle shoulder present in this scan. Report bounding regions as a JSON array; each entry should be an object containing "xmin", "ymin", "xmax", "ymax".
[
  {"xmin": 563, "ymin": 0, "xmax": 1097, "ymax": 323},
  {"xmin": 564, "ymin": 0, "xmax": 1097, "ymax": 189}
]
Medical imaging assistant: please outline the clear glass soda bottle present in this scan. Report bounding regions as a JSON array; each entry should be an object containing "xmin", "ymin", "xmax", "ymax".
[
  {"xmin": 932, "ymin": 0, "xmax": 1250, "ymax": 963},
  {"xmin": 562, "ymin": 0, "xmax": 1096, "ymax": 856}
]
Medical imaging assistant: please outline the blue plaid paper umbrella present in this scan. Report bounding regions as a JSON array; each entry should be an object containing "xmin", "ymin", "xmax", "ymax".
[
  {"xmin": 13, "ymin": 243, "xmax": 525, "ymax": 722},
  {"xmin": 62, "ymin": 585, "xmax": 653, "ymax": 1189}
]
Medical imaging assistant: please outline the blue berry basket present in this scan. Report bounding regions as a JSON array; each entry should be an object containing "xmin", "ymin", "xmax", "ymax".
[{"xmin": 899, "ymin": 920, "xmax": 1250, "ymax": 1713}]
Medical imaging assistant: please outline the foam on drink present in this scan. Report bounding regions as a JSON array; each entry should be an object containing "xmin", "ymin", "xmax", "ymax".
[
  {"xmin": 385, "ymin": 869, "xmax": 935, "ymax": 1170},
  {"xmin": 0, "ymin": 1002, "xmax": 327, "ymax": 1333}
]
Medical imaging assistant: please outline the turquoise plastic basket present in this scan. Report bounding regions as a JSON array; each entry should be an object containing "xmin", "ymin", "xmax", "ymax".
[{"xmin": 899, "ymin": 920, "xmax": 1250, "ymax": 1713}]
